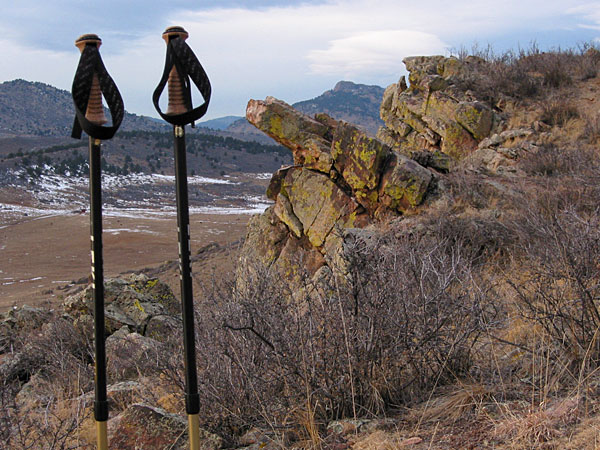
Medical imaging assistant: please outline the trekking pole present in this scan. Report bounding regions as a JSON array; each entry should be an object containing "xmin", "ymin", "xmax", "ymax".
[
  {"xmin": 152, "ymin": 26, "xmax": 211, "ymax": 450},
  {"xmin": 71, "ymin": 34, "xmax": 124, "ymax": 450}
]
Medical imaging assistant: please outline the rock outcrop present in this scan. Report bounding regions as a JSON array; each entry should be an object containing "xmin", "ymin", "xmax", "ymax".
[
  {"xmin": 378, "ymin": 55, "xmax": 499, "ymax": 159},
  {"xmin": 238, "ymin": 56, "xmax": 511, "ymax": 295},
  {"xmin": 62, "ymin": 273, "xmax": 180, "ymax": 336},
  {"xmin": 241, "ymin": 97, "xmax": 438, "ymax": 291}
]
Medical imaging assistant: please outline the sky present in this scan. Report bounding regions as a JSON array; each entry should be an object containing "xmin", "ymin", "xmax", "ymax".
[{"xmin": 0, "ymin": 0, "xmax": 599, "ymax": 121}]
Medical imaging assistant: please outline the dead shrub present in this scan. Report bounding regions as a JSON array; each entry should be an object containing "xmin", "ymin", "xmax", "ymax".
[
  {"xmin": 539, "ymin": 98, "xmax": 579, "ymax": 127},
  {"xmin": 583, "ymin": 114, "xmax": 600, "ymax": 144},
  {"xmin": 576, "ymin": 44, "xmax": 600, "ymax": 80},
  {"xmin": 187, "ymin": 227, "xmax": 497, "ymax": 440},
  {"xmin": 520, "ymin": 145, "xmax": 570, "ymax": 176},
  {"xmin": 0, "ymin": 316, "xmax": 95, "ymax": 449},
  {"xmin": 453, "ymin": 44, "xmax": 593, "ymax": 109},
  {"xmin": 509, "ymin": 199, "xmax": 600, "ymax": 374}
]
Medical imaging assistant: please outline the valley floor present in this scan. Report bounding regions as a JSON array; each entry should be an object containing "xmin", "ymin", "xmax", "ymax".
[{"xmin": 0, "ymin": 171, "xmax": 269, "ymax": 311}]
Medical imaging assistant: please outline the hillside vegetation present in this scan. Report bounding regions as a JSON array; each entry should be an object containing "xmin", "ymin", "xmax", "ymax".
[
  {"xmin": 0, "ymin": 130, "xmax": 290, "ymax": 178},
  {"xmin": 2, "ymin": 45, "xmax": 600, "ymax": 449}
]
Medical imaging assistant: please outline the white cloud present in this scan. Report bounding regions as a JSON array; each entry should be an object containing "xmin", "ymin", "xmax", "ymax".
[
  {"xmin": 307, "ymin": 30, "xmax": 447, "ymax": 78},
  {"xmin": 0, "ymin": 38, "xmax": 76, "ymax": 91},
  {"xmin": 1, "ymin": 0, "xmax": 598, "ymax": 119},
  {"xmin": 568, "ymin": 3, "xmax": 600, "ymax": 31}
]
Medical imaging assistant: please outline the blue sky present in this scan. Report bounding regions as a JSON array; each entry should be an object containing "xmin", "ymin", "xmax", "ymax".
[{"xmin": 0, "ymin": 0, "xmax": 599, "ymax": 120}]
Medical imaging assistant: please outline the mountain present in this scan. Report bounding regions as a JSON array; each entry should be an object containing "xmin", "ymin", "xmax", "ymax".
[
  {"xmin": 226, "ymin": 80, "xmax": 385, "ymax": 138},
  {"xmin": 293, "ymin": 81, "xmax": 384, "ymax": 134},
  {"xmin": 0, "ymin": 80, "xmax": 291, "ymax": 178},
  {"xmin": 197, "ymin": 115, "xmax": 243, "ymax": 130},
  {"xmin": 0, "ymin": 79, "xmax": 168, "ymax": 136}
]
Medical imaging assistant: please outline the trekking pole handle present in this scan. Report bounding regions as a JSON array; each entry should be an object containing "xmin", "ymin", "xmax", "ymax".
[
  {"xmin": 75, "ymin": 34, "xmax": 108, "ymax": 126},
  {"xmin": 162, "ymin": 26, "xmax": 190, "ymax": 116}
]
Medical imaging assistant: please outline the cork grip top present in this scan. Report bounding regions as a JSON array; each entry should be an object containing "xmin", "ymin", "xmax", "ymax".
[
  {"xmin": 162, "ymin": 26, "xmax": 190, "ymax": 116},
  {"xmin": 75, "ymin": 34, "xmax": 107, "ymax": 126}
]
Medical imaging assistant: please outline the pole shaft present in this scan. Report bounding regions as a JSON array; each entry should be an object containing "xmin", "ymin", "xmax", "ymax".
[
  {"xmin": 89, "ymin": 137, "xmax": 108, "ymax": 424},
  {"xmin": 173, "ymin": 125, "xmax": 200, "ymax": 417}
]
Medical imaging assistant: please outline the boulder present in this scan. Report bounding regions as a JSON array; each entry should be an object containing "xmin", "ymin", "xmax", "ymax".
[
  {"xmin": 403, "ymin": 55, "xmax": 446, "ymax": 87},
  {"xmin": 145, "ymin": 314, "xmax": 181, "ymax": 341},
  {"xmin": 77, "ymin": 380, "xmax": 143, "ymax": 415},
  {"xmin": 62, "ymin": 274, "xmax": 179, "ymax": 336},
  {"xmin": 107, "ymin": 403, "xmax": 221, "ymax": 450},
  {"xmin": 279, "ymin": 168, "xmax": 359, "ymax": 248},
  {"xmin": 15, "ymin": 372, "xmax": 53, "ymax": 409},
  {"xmin": 379, "ymin": 152, "xmax": 434, "ymax": 212},
  {"xmin": 0, "ymin": 305, "xmax": 52, "ymax": 353},
  {"xmin": 456, "ymin": 101, "xmax": 494, "ymax": 140}
]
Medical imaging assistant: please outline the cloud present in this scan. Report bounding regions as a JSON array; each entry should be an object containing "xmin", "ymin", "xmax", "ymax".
[
  {"xmin": 0, "ymin": 39, "xmax": 76, "ymax": 91},
  {"xmin": 567, "ymin": 3, "xmax": 600, "ymax": 31},
  {"xmin": 308, "ymin": 30, "xmax": 448, "ymax": 78},
  {"xmin": 1, "ymin": 0, "xmax": 598, "ymax": 120}
]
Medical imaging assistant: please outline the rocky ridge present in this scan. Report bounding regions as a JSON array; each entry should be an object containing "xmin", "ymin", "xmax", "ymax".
[{"xmin": 239, "ymin": 55, "xmax": 506, "ymax": 292}]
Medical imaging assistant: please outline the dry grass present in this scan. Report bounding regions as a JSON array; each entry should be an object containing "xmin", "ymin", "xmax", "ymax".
[
  {"xmin": 351, "ymin": 431, "xmax": 423, "ymax": 450},
  {"xmin": 493, "ymin": 397, "xmax": 581, "ymax": 449}
]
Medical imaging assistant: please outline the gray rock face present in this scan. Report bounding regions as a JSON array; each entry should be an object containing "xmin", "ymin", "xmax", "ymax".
[
  {"xmin": 62, "ymin": 273, "xmax": 179, "ymax": 337},
  {"xmin": 0, "ymin": 304, "xmax": 52, "ymax": 353}
]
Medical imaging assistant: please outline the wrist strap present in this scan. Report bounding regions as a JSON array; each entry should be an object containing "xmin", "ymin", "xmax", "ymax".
[
  {"xmin": 71, "ymin": 43, "xmax": 124, "ymax": 140},
  {"xmin": 152, "ymin": 36, "xmax": 211, "ymax": 127}
]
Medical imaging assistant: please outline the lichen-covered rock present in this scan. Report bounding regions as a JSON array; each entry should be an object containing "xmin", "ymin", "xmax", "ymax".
[
  {"xmin": 276, "ymin": 234, "xmax": 326, "ymax": 281},
  {"xmin": 379, "ymin": 55, "xmax": 500, "ymax": 161},
  {"xmin": 280, "ymin": 168, "xmax": 358, "ymax": 248},
  {"xmin": 456, "ymin": 101, "xmax": 494, "ymax": 140},
  {"xmin": 403, "ymin": 55, "xmax": 446, "ymax": 87},
  {"xmin": 273, "ymin": 193, "xmax": 303, "ymax": 238},
  {"xmin": 411, "ymin": 150, "xmax": 453, "ymax": 173},
  {"xmin": 379, "ymin": 152, "xmax": 434, "ymax": 212},
  {"xmin": 247, "ymin": 97, "xmax": 334, "ymax": 173},
  {"xmin": 62, "ymin": 274, "xmax": 179, "ymax": 335},
  {"xmin": 107, "ymin": 403, "xmax": 222, "ymax": 450},
  {"xmin": 331, "ymin": 122, "xmax": 389, "ymax": 209},
  {"xmin": 145, "ymin": 314, "xmax": 181, "ymax": 341}
]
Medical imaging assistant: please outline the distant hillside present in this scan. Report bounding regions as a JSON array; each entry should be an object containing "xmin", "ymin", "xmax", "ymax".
[
  {"xmin": 227, "ymin": 80, "xmax": 384, "ymax": 138},
  {"xmin": 197, "ymin": 115, "xmax": 243, "ymax": 130},
  {"xmin": 0, "ymin": 80, "xmax": 292, "ymax": 177},
  {"xmin": 0, "ymin": 79, "xmax": 168, "ymax": 137},
  {"xmin": 293, "ymin": 81, "xmax": 384, "ymax": 134}
]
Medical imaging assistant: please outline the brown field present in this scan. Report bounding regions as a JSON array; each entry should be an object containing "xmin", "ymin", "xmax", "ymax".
[{"xmin": 0, "ymin": 211, "xmax": 249, "ymax": 311}]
